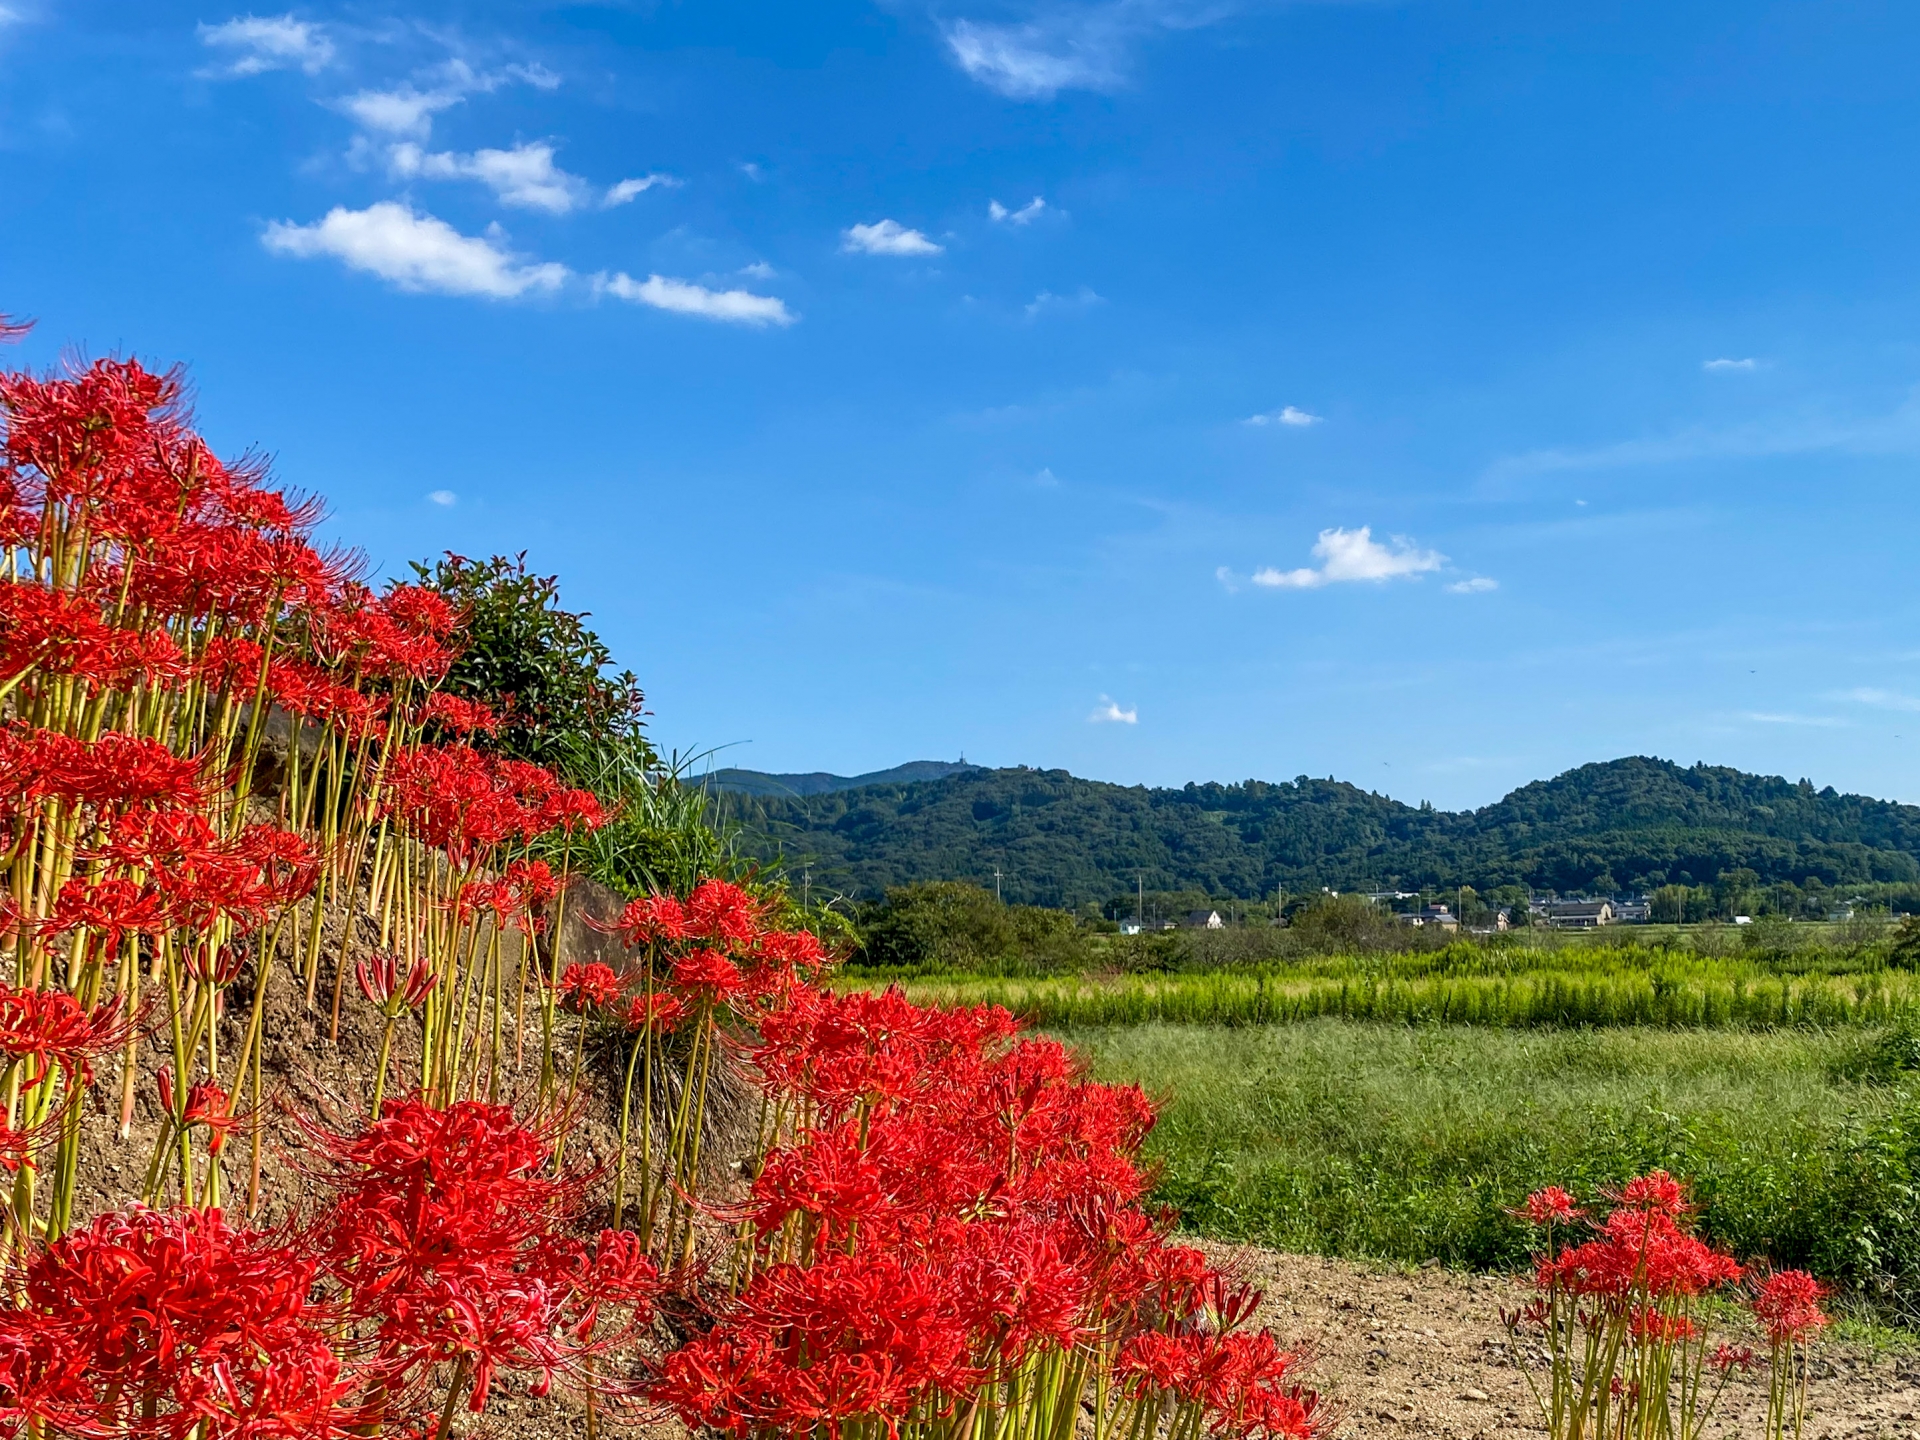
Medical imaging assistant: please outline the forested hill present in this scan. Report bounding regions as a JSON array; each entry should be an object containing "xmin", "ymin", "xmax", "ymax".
[{"xmin": 712, "ymin": 758, "xmax": 1920, "ymax": 908}]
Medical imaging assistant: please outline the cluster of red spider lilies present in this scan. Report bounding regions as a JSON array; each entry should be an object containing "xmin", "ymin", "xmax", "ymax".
[
  {"xmin": 1504, "ymin": 1173, "xmax": 1829, "ymax": 1439},
  {"xmin": 0, "ymin": 330, "xmax": 1327, "ymax": 1440}
]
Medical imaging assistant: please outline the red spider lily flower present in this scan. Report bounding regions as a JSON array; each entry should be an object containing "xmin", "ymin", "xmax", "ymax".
[
  {"xmin": 306, "ymin": 1098, "xmax": 653, "ymax": 1412},
  {"xmin": 604, "ymin": 892, "xmax": 688, "ymax": 947},
  {"xmin": 650, "ymin": 1252, "xmax": 979, "ymax": 1438},
  {"xmin": 539, "ymin": 787, "xmax": 606, "ymax": 834},
  {"xmin": 505, "ymin": 857, "xmax": 562, "ymax": 906},
  {"xmin": 43, "ymin": 875, "xmax": 171, "ymax": 956},
  {"xmin": 1610, "ymin": 1170, "xmax": 1690, "ymax": 1217},
  {"xmin": 1514, "ymin": 1186, "xmax": 1583, "ymax": 1227},
  {"xmin": 418, "ymin": 691, "xmax": 500, "ymax": 736},
  {"xmin": 685, "ymin": 878, "xmax": 760, "ymax": 947},
  {"xmin": 0, "ymin": 1204, "xmax": 353, "ymax": 1440},
  {"xmin": 158, "ymin": 1073, "xmax": 240, "ymax": 1156},
  {"xmin": 1710, "ymin": 1342, "xmax": 1757, "ymax": 1373},
  {"xmin": 0, "ymin": 313, "xmax": 32, "ymax": 342},
  {"xmin": 1751, "ymin": 1269, "xmax": 1829, "ymax": 1344},
  {"xmin": 356, "ymin": 951, "xmax": 436, "ymax": 1013},
  {"xmin": 0, "ymin": 985, "xmax": 136, "ymax": 1088},
  {"xmin": 669, "ymin": 948, "xmax": 745, "ymax": 1007},
  {"xmin": 554, "ymin": 962, "xmax": 622, "ymax": 1014},
  {"xmin": 0, "ymin": 580, "xmax": 189, "ymax": 691},
  {"xmin": 623, "ymin": 991, "xmax": 689, "ymax": 1034}
]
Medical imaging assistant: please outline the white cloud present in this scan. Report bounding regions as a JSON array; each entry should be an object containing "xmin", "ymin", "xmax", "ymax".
[
  {"xmin": 262, "ymin": 203, "xmax": 568, "ymax": 299},
  {"xmin": 1089, "ymin": 695, "xmax": 1138, "ymax": 724},
  {"xmin": 1244, "ymin": 405, "xmax": 1320, "ymax": 427},
  {"xmin": 1025, "ymin": 286, "xmax": 1102, "ymax": 318},
  {"xmin": 599, "ymin": 272, "xmax": 795, "ymax": 327},
  {"xmin": 336, "ymin": 59, "xmax": 556, "ymax": 141},
  {"xmin": 340, "ymin": 86, "xmax": 464, "ymax": 139},
  {"xmin": 943, "ymin": 1, "xmax": 1233, "ymax": 100},
  {"xmin": 842, "ymin": 220, "xmax": 943, "ymax": 256},
  {"xmin": 387, "ymin": 140, "xmax": 586, "ymax": 213},
  {"xmin": 738, "ymin": 261, "xmax": 776, "ymax": 279},
  {"xmin": 989, "ymin": 196, "xmax": 1048, "ymax": 225},
  {"xmin": 427, "ymin": 490, "xmax": 457, "ymax": 506},
  {"xmin": 386, "ymin": 142, "xmax": 675, "ymax": 214},
  {"xmin": 1035, "ymin": 466, "xmax": 1059, "ymax": 486},
  {"xmin": 1445, "ymin": 577, "xmax": 1498, "ymax": 594},
  {"xmin": 1743, "ymin": 711, "xmax": 1848, "ymax": 727},
  {"xmin": 1838, "ymin": 687, "xmax": 1920, "ymax": 713},
  {"xmin": 198, "ymin": 14, "xmax": 333, "ymax": 76},
  {"xmin": 1250, "ymin": 526, "xmax": 1445, "ymax": 590},
  {"xmin": 604, "ymin": 174, "xmax": 679, "ymax": 206},
  {"xmin": 946, "ymin": 17, "xmax": 1125, "ymax": 99},
  {"xmin": 1704, "ymin": 357, "xmax": 1758, "ymax": 371}
]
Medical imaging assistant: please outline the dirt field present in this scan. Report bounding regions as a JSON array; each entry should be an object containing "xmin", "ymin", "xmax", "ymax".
[{"xmin": 1211, "ymin": 1245, "xmax": 1920, "ymax": 1439}]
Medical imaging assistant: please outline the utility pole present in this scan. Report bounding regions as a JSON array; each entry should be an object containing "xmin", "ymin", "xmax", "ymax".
[
  {"xmin": 993, "ymin": 867, "xmax": 1003, "ymax": 904},
  {"xmin": 1136, "ymin": 870, "xmax": 1145, "ymax": 930}
]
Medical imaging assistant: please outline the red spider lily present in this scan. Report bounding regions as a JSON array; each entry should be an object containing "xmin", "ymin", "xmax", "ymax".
[
  {"xmin": 1514, "ymin": 1185, "xmax": 1583, "ymax": 1227},
  {"xmin": 1751, "ymin": 1269, "xmax": 1829, "ymax": 1344},
  {"xmin": 158, "ymin": 1072, "xmax": 240, "ymax": 1155},
  {"xmin": 356, "ymin": 951, "xmax": 437, "ymax": 1013},
  {"xmin": 417, "ymin": 691, "xmax": 499, "ymax": 736},
  {"xmin": 0, "ymin": 579, "xmax": 189, "ymax": 690},
  {"xmin": 0, "ymin": 725, "xmax": 207, "ymax": 812},
  {"xmin": 605, "ymin": 892, "xmax": 689, "ymax": 947},
  {"xmin": 622, "ymin": 991, "xmax": 688, "ymax": 1034},
  {"xmin": 505, "ymin": 857, "xmax": 562, "ymax": 906},
  {"xmin": 685, "ymin": 878, "xmax": 760, "ymax": 947},
  {"xmin": 43, "ymin": 875, "xmax": 172, "ymax": 955},
  {"xmin": 0, "ymin": 1204, "xmax": 353, "ymax": 1440},
  {"xmin": 670, "ymin": 948, "xmax": 746, "ymax": 1006},
  {"xmin": 0, "ymin": 313, "xmax": 31, "ymax": 342},
  {"xmin": 1610, "ymin": 1169, "xmax": 1690, "ymax": 1217},
  {"xmin": 554, "ymin": 962, "xmax": 622, "ymax": 1013},
  {"xmin": 306, "ymin": 1098, "xmax": 656, "ymax": 1412},
  {"xmin": 0, "ymin": 984, "xmax": 136, "ymax": 1087},
  {"xmin": 1711, "ymin": 1342, "xmax": 1756, "ymax": 1373},
  {"xmin": 650, "ymin": 1251, "xmax": 979, "ymax": 1438}
]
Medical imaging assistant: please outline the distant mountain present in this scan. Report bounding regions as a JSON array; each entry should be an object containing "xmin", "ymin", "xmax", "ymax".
[
  {"xmin": 697, "ymin": 760, "xmax": 981, "ymax": 799},
  {"xmin": 722, "ymin": 757, "xmax": 1920, "ymax": 908}
]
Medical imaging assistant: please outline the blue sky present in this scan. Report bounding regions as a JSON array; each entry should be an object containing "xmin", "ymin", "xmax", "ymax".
[{"xmin": 8, "ymin": 1, "xmax": 1920, "ymax": 808}]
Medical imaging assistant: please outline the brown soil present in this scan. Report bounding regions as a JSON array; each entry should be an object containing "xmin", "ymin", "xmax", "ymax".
[{"xmin": 1208, "ymin": 1245, "xmax": 1920, "ymax": 1439}]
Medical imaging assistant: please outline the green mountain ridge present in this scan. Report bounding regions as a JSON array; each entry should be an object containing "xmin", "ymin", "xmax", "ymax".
[{"xmin": 716, "ymin": 756, "xmax": 1920, "ymax": 909}]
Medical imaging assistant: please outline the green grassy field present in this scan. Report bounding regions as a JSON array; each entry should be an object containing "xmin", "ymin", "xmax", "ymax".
[
  {"xmin": 867, "ymin": 949, "xmax": 1917, "ymax": 1029},
  {"xmin": 1055, "ymin": 1020, "xmax": 1920, "ymax": 1317}
]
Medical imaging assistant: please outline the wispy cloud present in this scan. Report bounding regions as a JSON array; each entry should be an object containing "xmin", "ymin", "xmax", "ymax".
[
  {"xmin": 604, "ymin": 174, "xmax": 679, "ymax": 206},
  {"xmin": 1089, "ymin": 694, "xmax": 1138, "ymax": 724},
  {"xmin": 1250, "ymin": 526, "xmax": 1445, "ymax": 590},
  {"xmin": 1025, "ymin": 286, "xmax": 1102, "ymax": 318},
  {"xmin": 337, "ymin": 59, "xmax": 557, "ymax": 141},
  {"xmin": 199, "ymin": 13, "xmax": 333, "ymax": 75},
  {"xmin": 842, "ymin": 220, "xmax": 943, "ymax": 256},
  {"xmin": 1837, "ymin": 687, "xmax": 1920, "ymax": 713},
  {"xmin": 1743, "ymin": 711, "xmax": 1848, "ymax": 727},
  {"xmin": 599, "ymin": 273, "xmax": 795, "ymax": 327},
  {"xmin": 1485, "ymin": 390, "xmax": 1920, "ymax": 486},
  {"xmin": 388, "ymin": 141, "xmax": 578, "ymax": 213},
  {"xmin": 1703, "ymin": 357, "xmax": 1758, "ymax": 372},
  {"xmin": 1244, "ymin": 405, "xmax": 1319, "ymax": 427},
  {"xmin": 427, "ymin": 489, "xmax": 457, "ymax": 506},
  {"xmin": 262, "ymin": 203, "xmax": 567, "ymax": 298},
  {"xmin": 989, "ymin": 196, "xmax": 1048, "ymax": 225},
  {"xmin": 943, "ymin": 1, "xmax": 1237, "ymax": 100},
  {"xmin": 1445, "ymin": 576, "xmax": 1498, "ymax": 594}
]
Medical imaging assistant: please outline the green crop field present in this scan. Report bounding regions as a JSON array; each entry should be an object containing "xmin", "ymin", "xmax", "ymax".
[
  {"xmin": 857, "ymin": 946, "xmax": 1918, "ymax": 1030},
  {"xmin": 1055, "ymin": 1020, "xmax": 1920, "ymax": 1318}
]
